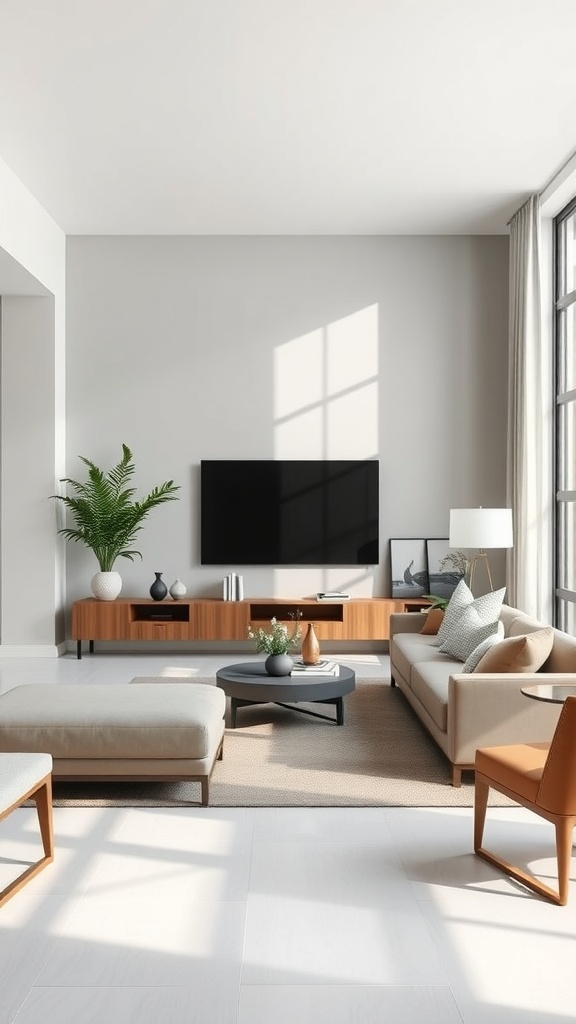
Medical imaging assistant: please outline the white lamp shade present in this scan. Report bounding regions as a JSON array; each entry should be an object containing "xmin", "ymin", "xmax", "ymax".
[{"xmin": 449, "ymin": 508, "xmax": 513, "ymax": 549}]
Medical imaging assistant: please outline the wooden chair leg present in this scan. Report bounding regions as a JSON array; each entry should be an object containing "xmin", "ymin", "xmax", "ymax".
[
  {"xmin": 555, "ymin": 817, "xmax": 576, "ymax": 907},
  {"xmin": 452, "ymin": 765, "xmax": 462, "ymax": 787},
  {"xmin": 474, "ymin": 777, "xmax": 490, "ymax": 852},
  {"xmin": 474, "ymin": 795, "xmax": 574, "ymax": 905},
  {"xmin": 33, "ymin": 776, "xmax": 54, "ymax": 860}
]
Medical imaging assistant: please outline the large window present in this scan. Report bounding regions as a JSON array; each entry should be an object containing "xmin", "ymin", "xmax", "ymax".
[{"xmin": 554, "ymin": 201, "xmax": 576, "ymax": 634}]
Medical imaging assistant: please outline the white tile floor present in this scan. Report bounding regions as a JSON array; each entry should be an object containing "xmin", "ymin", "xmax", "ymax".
[{"xmin": 1, "ymin": 650, "xmax": 575, "ymax": 1024}]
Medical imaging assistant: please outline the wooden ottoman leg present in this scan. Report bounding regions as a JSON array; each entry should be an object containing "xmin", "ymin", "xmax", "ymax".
[
  {"xmin": 33, "ymin": 775, "xmax": 54, "ymax": 860},
  {"xmin": 0, "ymin": 759, "xmax": 54, "ymax": 908},
  {"xmin": 201, "ymin": 777, "xmax": 209, "ymax": 807}
]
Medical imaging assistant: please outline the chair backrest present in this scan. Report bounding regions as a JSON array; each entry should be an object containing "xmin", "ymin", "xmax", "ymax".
[{"xmin": 537, "ymin": 695, "xmax": 576, "ymax": 814}]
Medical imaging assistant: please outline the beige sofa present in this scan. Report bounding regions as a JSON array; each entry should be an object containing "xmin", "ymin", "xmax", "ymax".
[{"xmin": 389, "ymin": 603, "xmax": 576, "ymax": 786}]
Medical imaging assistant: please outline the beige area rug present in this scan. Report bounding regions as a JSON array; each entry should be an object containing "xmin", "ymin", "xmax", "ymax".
[{"xmin": 48, "ymin": 677, "xmax": 512, "ymax": 808}]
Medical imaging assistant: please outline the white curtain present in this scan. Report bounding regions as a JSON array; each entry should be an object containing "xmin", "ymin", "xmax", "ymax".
[{"xmin": 506, "ymin": 195, "xmax": 553, "ymax": 620}]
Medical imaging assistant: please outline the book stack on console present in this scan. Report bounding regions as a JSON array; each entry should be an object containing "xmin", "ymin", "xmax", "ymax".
[
  {"xmin": 316, "ymin": 591, "xmax": 350, "ymax": 601},
  {"xmin": 291, "ymin": 659, "xmax": 340, "ymax": 676},
  {"xmin": 223, "ymin": 572, "xmax": 244, "ymax": 601}
]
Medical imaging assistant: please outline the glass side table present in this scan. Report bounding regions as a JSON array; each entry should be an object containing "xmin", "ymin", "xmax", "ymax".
[{"xmin": 521, "ymin": 683, "xmax": 576, "ymax": 704}]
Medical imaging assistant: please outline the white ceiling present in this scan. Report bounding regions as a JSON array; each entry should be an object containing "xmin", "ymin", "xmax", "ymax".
[{"xmin": 1, "ymin": 0, "xmax": 576, "ymax": 236}]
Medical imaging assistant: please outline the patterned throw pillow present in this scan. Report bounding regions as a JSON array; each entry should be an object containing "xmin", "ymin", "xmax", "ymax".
[
  {"xmin": 461, "ymin": 623, "xmax": 505, "ymax": 672},
  {"xmin": 433, "ymin": 579, "xmax": 474, "ymax": 647},
  {"xmin": 438, "ymin": 587, "xmax": 506, "ymax": 662}
]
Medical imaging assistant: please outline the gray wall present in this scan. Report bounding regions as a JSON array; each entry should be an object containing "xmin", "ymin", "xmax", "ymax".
[{"xmin": 65, "ymin": 235, "xmax": 509, "ymax": 604}]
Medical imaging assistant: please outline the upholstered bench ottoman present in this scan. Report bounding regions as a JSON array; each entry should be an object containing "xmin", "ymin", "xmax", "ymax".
[{"xmin": 0, "ymin": 684, "xmax": 225, "ymax": 806}]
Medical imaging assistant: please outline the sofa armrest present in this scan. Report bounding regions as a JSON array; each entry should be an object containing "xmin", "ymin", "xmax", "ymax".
[
  {"xmin": 447, "ymin": 672, "xmax": 570, "ymax": 765},
  {"xmin": 389, "ymin": 612, "xmax": 428, "ymax": 638}
]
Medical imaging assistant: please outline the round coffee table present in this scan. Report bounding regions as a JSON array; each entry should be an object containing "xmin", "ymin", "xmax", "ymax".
[{"xmin": 216, "ymin": 661, "xmax": 355, "ymax": 728}]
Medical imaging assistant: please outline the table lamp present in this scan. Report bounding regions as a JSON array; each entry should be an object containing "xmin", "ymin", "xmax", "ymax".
[{"xmin": 448, "ymin": 507, "xmax": 513, "ymax": 592}]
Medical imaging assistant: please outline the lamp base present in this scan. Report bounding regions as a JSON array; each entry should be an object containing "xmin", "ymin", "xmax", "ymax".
[{"xmin": 468, "ymin": 552, "xmax": 494, "ymax": 594}]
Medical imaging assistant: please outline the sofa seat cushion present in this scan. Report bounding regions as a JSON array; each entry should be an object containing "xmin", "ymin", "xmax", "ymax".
[
  {"xmin": 410, "ymin": 659, "xmax": 464, "ymax": 732},
  {"xmin": 391, "ymin": 633, "xmax": 451, "ymax": 684},
  {"xmin": 0, "ymin": 684, "xmax": 225, "ymax": 761}
]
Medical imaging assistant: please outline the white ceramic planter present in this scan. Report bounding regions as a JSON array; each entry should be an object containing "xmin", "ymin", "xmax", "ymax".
[
  {"xmin": 169, "ymin": 578, "xmax": 187, "ymax": 600},
  {"xmin": 91, "ymin": 570, "xmax": 122, "ymax": 601}
]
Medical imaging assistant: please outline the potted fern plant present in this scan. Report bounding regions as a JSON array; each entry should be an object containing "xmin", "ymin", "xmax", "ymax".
[{"xmin": 52, "ymin": 444, "xmax": 180, "ymax": 600}]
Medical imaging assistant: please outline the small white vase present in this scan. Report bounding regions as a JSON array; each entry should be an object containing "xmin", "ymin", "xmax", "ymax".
[
  {"xmin": 91, "ymin": 570, "xmax": 122, "ymax": 601},
  {"xmin": 169, "ymin": 578, "xmax": 187, "ymax": 600}
]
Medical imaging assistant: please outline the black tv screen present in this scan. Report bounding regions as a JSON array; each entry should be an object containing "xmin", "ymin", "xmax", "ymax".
[{"xmin": 200, "ymin": 460, "xmax": 379, "ymax": 565}]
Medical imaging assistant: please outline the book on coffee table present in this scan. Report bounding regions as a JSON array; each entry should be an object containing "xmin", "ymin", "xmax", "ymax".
[{"xmin": 291, "ymin": 660, "xmax": 339, "ymax": 676}]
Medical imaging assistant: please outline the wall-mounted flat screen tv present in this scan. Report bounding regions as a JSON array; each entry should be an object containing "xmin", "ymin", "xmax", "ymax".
[{"xmin": 200, "ymin": 459, "xmax": 379, "ymax": 565}]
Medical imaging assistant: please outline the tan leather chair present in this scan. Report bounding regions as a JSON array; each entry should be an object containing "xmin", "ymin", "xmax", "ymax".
[{"xmin": 474, "ymin": 695, "xmax": 576, "ymax": 905}]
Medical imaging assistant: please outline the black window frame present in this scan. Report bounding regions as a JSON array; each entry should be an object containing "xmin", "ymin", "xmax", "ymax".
[{"xmin": 554, "ymin": 198, "xmax": 576, "ymax": 634}]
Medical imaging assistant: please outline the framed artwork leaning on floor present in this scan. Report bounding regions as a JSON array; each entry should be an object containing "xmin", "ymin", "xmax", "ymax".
[
  {"xmin": 426, "ymin": 538, "xmax": 466, "ymax": 599},
  {"xmin": 389, "ymin": 538, "xmax": 428, "ymax": 598}
]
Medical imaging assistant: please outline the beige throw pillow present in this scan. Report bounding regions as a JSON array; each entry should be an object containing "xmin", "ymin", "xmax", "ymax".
[
  {"xmin": 420, "ymin": 608, "xmax": 445, "ymax": 635},
  {"xmin": 473, "ymin": 626, "xmax": 555, "ymax": 673}
]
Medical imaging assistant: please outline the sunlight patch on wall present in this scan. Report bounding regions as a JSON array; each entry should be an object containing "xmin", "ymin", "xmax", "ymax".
[
  {"xmin": 274, "ymin": 327, "xmax": 324, "ymax": 420},
  {"xmin": 326, "ymin": 382, "xmax": 378, "ymax": 459},
  {"xmin": 273, "ymin": 304, "xmax": 379, "ymax": 461},
  {"xmin": 326, "ymin": 304, "xmax": 378, "ymax": 396},
  {"xmin": 274, "ymin": 407, "xmax": 324, "ymax": 460},
  {"xmin": 271, "ymin": 304, "xmax": 380, "ymax": 595}
]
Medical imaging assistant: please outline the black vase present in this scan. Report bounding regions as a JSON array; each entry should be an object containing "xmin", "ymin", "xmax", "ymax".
[{"xmin": 150, "ymin": 572, "xmax": 168, "ymax": 601}]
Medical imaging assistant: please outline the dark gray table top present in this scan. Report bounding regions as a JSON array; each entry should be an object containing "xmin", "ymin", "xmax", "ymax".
[{"xmin": 216, "ymin": 661, "xmax": 355, "ymax": 702}]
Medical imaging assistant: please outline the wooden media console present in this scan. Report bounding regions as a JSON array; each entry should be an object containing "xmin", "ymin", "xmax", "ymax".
[{"xmin": 71, "ymin": 596, "xmax": 427, "ymax": 657}]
